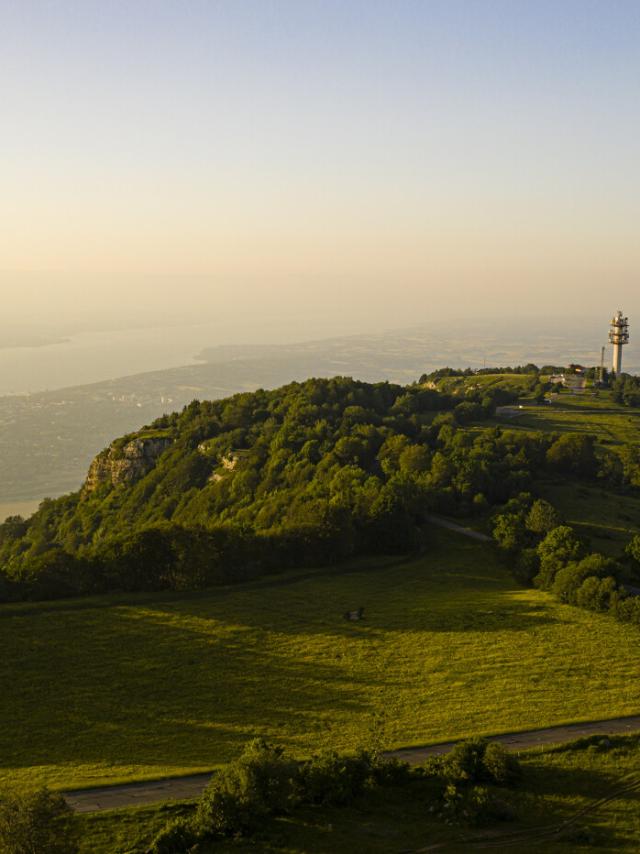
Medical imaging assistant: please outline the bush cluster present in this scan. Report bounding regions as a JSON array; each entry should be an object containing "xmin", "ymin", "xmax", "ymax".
[
  {"xmin": 423, "ymin": 738, "xmax": 521, "ymax": 828},
  {"xmin": 439, "ymin": 738, "xmax": 521, "ymax": 788},
  {"xmin": 0, "ymin": 788, "xmax": 78, "ymax": 854},
  {"xmin": 148, "ymin": 739, "xmax": 411, "ymax": 851},
  {"xmin": 148, "ymin": 737, "xmax": 524, "ymax": 850}
]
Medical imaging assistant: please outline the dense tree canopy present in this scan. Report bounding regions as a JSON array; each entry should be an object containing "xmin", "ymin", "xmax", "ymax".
[
  {"xmin": 3, "ymin": 372, "xmax": 639, "ymax": 604},
  {"xmin": 0, "ymin": 377, "xmax": 555, "ymax": 601}
]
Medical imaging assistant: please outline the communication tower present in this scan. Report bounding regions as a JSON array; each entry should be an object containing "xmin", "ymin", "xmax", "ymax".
[{"xmin": 609, "ymin": 310, "xmax": 629, "ymax": 375}]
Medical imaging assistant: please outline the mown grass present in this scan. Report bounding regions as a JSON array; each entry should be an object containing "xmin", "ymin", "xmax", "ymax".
[
  {"xmin": 436, "ymin": 373, "xmax": 539, "ymax": 395},
  {"xmin": 78, "ymin": 734, "xmax": 640, "ymax": 853},
  {"xmin": 515, "ymin": 405, "xmax": 640, "ymax": 447},
  {"xmin": 3, "ymin": 529, "xmax": 640, "ymax": 792}
]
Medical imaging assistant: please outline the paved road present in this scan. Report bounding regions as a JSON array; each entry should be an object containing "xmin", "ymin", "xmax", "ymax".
[{"xmin": 64, "ymin": 713, "xmax": 640, "ymax": 813}]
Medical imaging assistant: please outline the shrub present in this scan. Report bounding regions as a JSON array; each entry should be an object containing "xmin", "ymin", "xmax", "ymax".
[
  {"xmin": 442, "ymin": 738, "xmax": 488, "ymax": 784},
  {"xmin": 368, "ymin": 754, "xmax": 413, "ymax": 787},
  {"xmin": 146, "ymin": 817, "xmax": 199, "ymax": 854},
  {"xmin": 195, "ymin": 739, "xmax": 297, "ymax": 838},
  {"xmin": 441, "ymin": 783, "xmax": 515, "ymax": 827},
  {"xmin": 0, "ymin": 788, "xmax": 78, "ymax": 854},
  {"xmin": 614, "ymin": 595, "xmax": 640, "ymax": 626},
  {"xmin": 297, "ymin": 750, "xmax": 373, "ymax": 806},
  {"xmin": 482, "ymin": 743, "xmax": 522, "ymax": 786},
  {"xmin": 441, "ymin": 739, "xmax": 520, "ymax": 788},
  {"xmin": 552, "ymin": 554, "xmax": 619, "ymax": 605},
  {"xmin": 462, "ymin": 785, "xmax": 515, "ymax": 827},
  {"xmin": 575, "ymin": 575, "xmax": 618, "ymax": 612}
]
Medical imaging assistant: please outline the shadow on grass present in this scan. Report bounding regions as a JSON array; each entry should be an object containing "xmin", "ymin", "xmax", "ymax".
[
  {"xmin": 515, "ymin": 757, "xmax": 640, "ymax": 851},
  {"xmin": 0, "ymin": 532, "xmax": 563, "ymax": 783},
  {"xmin": 0, "ymin": 602, "xmax": 372, "ymax": 774}
]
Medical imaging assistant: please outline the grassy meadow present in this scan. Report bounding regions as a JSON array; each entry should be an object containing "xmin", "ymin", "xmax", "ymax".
[
  {"xmin": 514, "ymin": 403, "xmax": 640, "ymax": 447},
  {"xmin": 78, "ymin": 734, "xmax": 640, "ymax": 853},
  {"xmin": 2, "ymin": 529, "xmax": 640, "ymax": 791},
  {"xmin": 536, "ymin": 479, "xmax": 640, "ymax": 555}
]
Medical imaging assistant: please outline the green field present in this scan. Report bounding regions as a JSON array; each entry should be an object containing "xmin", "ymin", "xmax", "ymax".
[
  {"xmin": 435, "ymin": 373, "xmax": 539, "ymax": 395},
  {"xmin": 78, "ymin": 734, "xmax": 640, "ymax": 853},
  {"xmin": 3, "ymin": 529, "xmax": 640, "ymax": 792},
  {"xmin": 513, "ymin": 404, "xmax": 640, "ymax": 447},
  {"xmin": 534, "ymin": 479, "xmax": 640, "ymax": 555}
]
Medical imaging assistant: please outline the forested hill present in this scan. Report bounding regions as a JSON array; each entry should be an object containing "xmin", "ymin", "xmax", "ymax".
[{"xmin": 0, "ymin": 375, "xmax": 572, "ymax": 601}]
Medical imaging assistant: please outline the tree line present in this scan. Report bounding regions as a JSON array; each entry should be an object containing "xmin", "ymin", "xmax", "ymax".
[{"xmin": 492, "ymin": 495, "xmax": 640, "ymax": 627}]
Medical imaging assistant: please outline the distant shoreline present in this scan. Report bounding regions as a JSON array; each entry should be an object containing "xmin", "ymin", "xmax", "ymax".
[
  {"xmin": 0, "ymin": 337, "xmax": 69, "ymax": 351},
  {"xmin": 0, "ymin": 499, "xmax": 42, "ymax": 522}
]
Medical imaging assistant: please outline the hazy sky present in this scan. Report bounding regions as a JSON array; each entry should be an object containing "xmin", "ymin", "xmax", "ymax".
[{"xmin": 2, "ymin": 0, "xmax": 639, "ymax": 329}]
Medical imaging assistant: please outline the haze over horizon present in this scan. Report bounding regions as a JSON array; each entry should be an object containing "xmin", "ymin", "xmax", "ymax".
[{"xmin": 2, "ymin": 0, "xmax": 639, "ymax": 336}]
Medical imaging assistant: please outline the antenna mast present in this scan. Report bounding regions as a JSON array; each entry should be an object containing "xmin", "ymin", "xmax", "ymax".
[{"xmin": 609, "ymin": 311, "xmax": 629, "ymax": 375}]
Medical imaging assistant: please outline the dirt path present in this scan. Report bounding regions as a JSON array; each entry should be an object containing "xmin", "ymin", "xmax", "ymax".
[
  {"xmin": 63, "ymin": 713, "xmax": 640, "ymax": 813},
  {"xmin": 386, "ymin": 712, "xmax": 640, "ymax": 763},
  {"xmin": 425, "ymin": 514, "xmax": 492, "ymax": 542}
]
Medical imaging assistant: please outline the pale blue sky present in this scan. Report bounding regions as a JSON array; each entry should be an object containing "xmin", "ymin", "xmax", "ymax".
[{"xmin": 1, "ymin": 1, "xmax": 639, "ymax": 325}]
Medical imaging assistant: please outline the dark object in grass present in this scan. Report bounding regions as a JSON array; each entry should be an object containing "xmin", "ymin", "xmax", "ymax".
[{"xmin": 344, "ymin": 606, "xmax": 365, "ymax": 621}]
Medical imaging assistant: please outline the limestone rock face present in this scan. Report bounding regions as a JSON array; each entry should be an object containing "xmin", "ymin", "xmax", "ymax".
[{"xmin": 84, "ymin": 436, "xmax": 173, "ymax": 494}]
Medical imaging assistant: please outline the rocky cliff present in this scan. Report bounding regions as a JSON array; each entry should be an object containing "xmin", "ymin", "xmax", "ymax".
[{"xmin": 83, "ymin": 435, "xmax": 173, "ymax": 494}]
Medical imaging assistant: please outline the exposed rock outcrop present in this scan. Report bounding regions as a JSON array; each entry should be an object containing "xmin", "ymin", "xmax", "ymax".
[{"xmin": 83, "ymin": 436, "xmax": 173, "ymax": 494}]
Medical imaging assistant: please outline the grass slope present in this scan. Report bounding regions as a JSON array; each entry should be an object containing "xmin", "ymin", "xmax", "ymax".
[
  {"xmin": 536, "ymin": 479, "xmax": 640, "ymax": 556},
  {"xmin": 79, "ymin": 735, "xmax": 640, "ymax": 853},
  {"xmin": 2, "ymin": 529, "xmax": 640, "ymax": 791},
  {"xmin": 515, "ymin": 405, "xmax": 640, "ymax": 447},
  {"xmin": 486, "ymin": 388, "xmax": 640, "ymax": 553}
]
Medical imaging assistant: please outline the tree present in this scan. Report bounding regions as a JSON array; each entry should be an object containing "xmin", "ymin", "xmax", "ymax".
[
  {"xmin": 454, "ymin": 401, "xmax": 483, "ymax": 424},
  {"xmin": 0, "ymin": 788, "xmax": 78, "ymax": 854},
  {"xmin": 492, "ymin": 514, "xmax": 528, "ymax": 554},
  {"xmin": 535, "ymin": 526, "xmax": 586, "ymax": 589},
  {"xmin": 398, "ymin": 444, "xmax": 430, "ymax": 475},
  {"xmin": 532, "ymin": 384, "xmax": 546, "ymax": 404},
  {"xmin": 546, "ymin": 434, "xmax": 597, "ymax": 477},
  {"xmin": 525, "ymin": 500, "xmax": 561, "ymax": 536},
  {"xmin": 0, "ymin": 516, "xmax": 28, "ymax": 546},
  {"xmin": 625, "ymin": 534, "xmax": 640, "ymax": 565}
]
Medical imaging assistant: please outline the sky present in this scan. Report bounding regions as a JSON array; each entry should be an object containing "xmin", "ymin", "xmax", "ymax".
[{"xmin": 1, "ymin": 0, "xmax": 639, "ymax": 331}]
